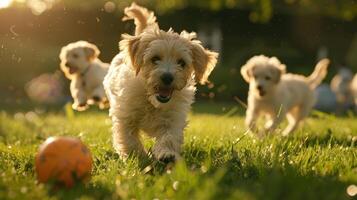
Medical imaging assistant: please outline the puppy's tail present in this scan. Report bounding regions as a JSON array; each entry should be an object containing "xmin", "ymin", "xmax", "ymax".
[
  {"xmin": 122, "ymin": 3, "xmax": 158, "ymax": 35},
  {"xmin": 306, "ymin": 58, "xmax": 330, "ymax": 89}
]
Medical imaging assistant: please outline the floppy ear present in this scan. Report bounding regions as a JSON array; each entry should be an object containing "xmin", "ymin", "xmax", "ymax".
[
  {"xmin": 269, "ymin": 57, "xmax": 286, "ymax": 83},
  {"xmin": 190, "ymin": 41, "xmax": 218, "ymax": 84},
  {"xmin": 240, "ymin": 64, "xmax": 252, "ymax": 83},
  {"xmin": 58, "ymin": 46, "xmax": 73, "ymax": 80},
  {"xmin": 84, "ymin": 43, "xmax": 100, "ymax": 61},
  {"xmin": 181, "ymin": 31, "xmax": 218, "ymax": 84},
  {"xmin": 59, "ymin": 46, "xmax": 68, "ymax": 73},
  {"xmin": 59, "ymin": 46, "xmax": 67, "ymax": 60},
  {"xmin": 271, "ymin": 66, "xmax": 285, "ymax": 83},
  {"xmin": 119, "ymin": 34, "xmax": 144, "ymax": 75}
]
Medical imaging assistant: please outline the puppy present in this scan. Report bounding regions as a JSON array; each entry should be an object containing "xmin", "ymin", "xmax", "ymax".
[
  {"xmin": 103, "ymin": 3, "xmax": 218, "ymax": 162},
  {"xmin": 351, "ymin": 74, "xmax": 357, "ymax": 112},
  {"xmin": 330, "ymin": 68, "xmax": 354, "ymax": 113},
  {"xmin": 60, "ymin": 41, "xmax": 109, "ymax": 111},
  {"xmin": 241, "ymin": 55, "xmax": 329, "ymax": 136}
]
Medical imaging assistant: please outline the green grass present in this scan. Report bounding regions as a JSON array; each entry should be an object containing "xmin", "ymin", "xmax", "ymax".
[{"xmin": 0, "ymin": 102, "xmax": 356, "ymax": 200}]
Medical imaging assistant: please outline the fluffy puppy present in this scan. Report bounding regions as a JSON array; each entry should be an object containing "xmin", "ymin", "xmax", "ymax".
[
  {"xmin": 330, "ymin": 68, "xmax": 354, "ymax": 113},
  {"xmin": 60, "ymin": 41, "xmax": 109, "ymax": 111},
  {"xmin": 104, "ymin": 3, "xmax": 218, "ymax": 162},
  {"xmin": 241, "ymin": 55, "xmax": 329, "ymax": 136}
]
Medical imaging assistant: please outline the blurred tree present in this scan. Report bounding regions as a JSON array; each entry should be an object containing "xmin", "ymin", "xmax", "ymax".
[{"xmin": 7, "ymin": 0, "xmax": 357, "ymax": 22}]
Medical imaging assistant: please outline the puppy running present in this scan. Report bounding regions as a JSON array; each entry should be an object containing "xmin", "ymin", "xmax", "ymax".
[
  {"xmin": 241, "ymin": 55, "xmax": 329, "ymax": 136},
  {"xmin": 104, "ymin": 3, "xmax": 218, "ymax": 162},
  {"xmin": 60, "ymin": 41, "xmax": 109, "ymax": 111}
]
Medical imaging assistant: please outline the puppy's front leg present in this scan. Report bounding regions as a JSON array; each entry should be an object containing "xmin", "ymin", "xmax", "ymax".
[
  {"xmin": 153, "ymin": 129, "xmax": 183, "ymax": 163},
  {"xmin": 264, "ymin": 110, "xmax": 285, "ymax": 134},
  {"xmin": 91, "ymin": 85, "xmax": 106, "ymax": 102},
  {"xmin": 245, "ymin": 106, "xmax": 259, "ymax": 133},
  {"xmin": 91, "ymin": 85, "xmax": 109, "ymax": 109},
  {"xmin": 70, "ymin": 79, "xmax": 88, "ymax": 111},
  {"xmin": 112, "ymin": 118, "xmax": 146, "ymax": 159}
]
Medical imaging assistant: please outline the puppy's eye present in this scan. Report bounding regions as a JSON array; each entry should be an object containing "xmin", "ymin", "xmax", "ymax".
[
  {"xmin": 151, "ymin": 56, "xmax": 161, "ymax": 64},
  {"xmin": 177, "ymin": 59, "xmax": 186, "ymax": 68},
  {"xmin": 72, "ymin": 53, "xmax": 79, "ymax": 59},
  {"xmin": 265, "ymin": 76, "xmax": 271, "ymax": 80}
]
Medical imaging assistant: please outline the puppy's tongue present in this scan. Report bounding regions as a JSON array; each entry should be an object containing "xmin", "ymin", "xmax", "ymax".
[
  {"xmin": 69, "ymin": 67, "xmax": 78, "ymax": 74},
  {"xmin": 259, "ymin": 90, "xmax": 266, "ymax": 97},
  {"xmin": 156, "ymin": 88, "xmax": 173, "ymax": 103},
  {"xmin": 159, "ymin": 88, "xmax": 172, "ymax": 97}
]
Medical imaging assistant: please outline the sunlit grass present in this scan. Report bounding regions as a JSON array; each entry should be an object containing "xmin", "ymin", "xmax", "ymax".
[{"xmin": 0, "ymin": 103, "xmax": 356, "ymax": 199}]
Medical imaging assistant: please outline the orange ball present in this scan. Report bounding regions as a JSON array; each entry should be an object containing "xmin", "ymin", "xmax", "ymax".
[{"xmin": 35, "ymin": 136, "xmax": 93, "ymax": 188}]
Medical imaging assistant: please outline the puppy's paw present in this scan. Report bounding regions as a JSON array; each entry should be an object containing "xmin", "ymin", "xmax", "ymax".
[
  {"xmin": 281, "ymin": 130, "xmax": 290, "ymax": 137},
  {"xmin": 92, "ymin": 95, "xmax": 101, "ymax": 102},
  {"xmin": 159, "ymin": 154, "xmax": 176, "ymax": 164},
  {"xmin": 155, "ymin": 151, "xmax": 181, "ymax": 164},
  {"xmin": 257, "ymin": 130, "xmax": 266, "ymax": 139},
  {"xmin": 99, "ymin": 103, "xmax": 109, "ymax": 109},
  {"xmin": 72, "ymin": 102, "xmax": 88, "ymax": 111}
]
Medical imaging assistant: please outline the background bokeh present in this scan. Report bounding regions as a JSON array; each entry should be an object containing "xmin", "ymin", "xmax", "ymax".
[{"xmin": 1, "ymin": 0, "xmax": 357, "ymax": 109}]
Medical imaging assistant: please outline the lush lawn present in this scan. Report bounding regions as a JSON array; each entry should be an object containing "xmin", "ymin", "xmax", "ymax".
[{"xmin": 0, "ymin": 102, "xmax": 356, "ymax": 200}]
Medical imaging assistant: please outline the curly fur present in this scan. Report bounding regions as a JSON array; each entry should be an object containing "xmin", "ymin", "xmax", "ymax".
[
  {"xmin": 241, "ymin": 55, "xmax": 329, "ymax": 136},
  {"xmin": 104, "ymin": 3, "xmax": 218, "ymax": 161},
  {"xmin": 59, "ymin": 41, "xmax": 109, "ymax": 111}
]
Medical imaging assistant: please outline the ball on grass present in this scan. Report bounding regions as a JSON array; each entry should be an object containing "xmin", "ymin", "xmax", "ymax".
[{"xmin": 35, "ymin": 136, "xmax": 92, "ymax": 188}]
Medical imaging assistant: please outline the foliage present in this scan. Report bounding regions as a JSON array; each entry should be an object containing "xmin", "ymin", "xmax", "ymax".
[
  {"xmin": 7, "ymin": 0, "xmax": 357, "ymax": 22},
  {"xmin": 0, "ymin": 103, "xmax": 356, "ymax": 199}
]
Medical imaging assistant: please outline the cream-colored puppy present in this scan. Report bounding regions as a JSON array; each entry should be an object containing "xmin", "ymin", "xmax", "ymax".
[
  {"xmin": 104, "ymin": 3, "xmax": 218, "ymax": 162},
  {"xmin": 241, "ymin": 55, "xmax": 329, "ymax": 136},
  {"xmin": 351, "ymin": 74, "xmax": 357, "ymax": 111},
  {"xmin": 60, "ymin": 41, "xmax": 109, "ymax": 111}
]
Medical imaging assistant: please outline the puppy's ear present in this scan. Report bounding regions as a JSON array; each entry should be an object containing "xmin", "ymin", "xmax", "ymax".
[
  {"xmin": 59, "ymin": 46, "xmax": 67, "ymax": 60},
  {"xmin": 271, "ymin": 66, "xmax": 285, "ymax": 83},
  {"xmin": 240, "ymin": 64, "xmax": 252, "ymax": 83},
  {"xmin": 269, "ymin": 57, "xmax": 286, "ymax": 83},
  {"xmin": 84, "ymin": 44, "xmax": 100, "ymax": 61},
  {"xmin": 59, "ymin": 46, "xmax": 72, "ymax": 80},
  {"xmin": 269, "ymin": 57, "xmax": 286, "ymax": 73},
  {"xmin": 119, "ymin": 34, "xmax": 144, "ymax": 75},
  {"xmin": 190, "ymin": 41, "xmax": 218, "ymax": 84}
]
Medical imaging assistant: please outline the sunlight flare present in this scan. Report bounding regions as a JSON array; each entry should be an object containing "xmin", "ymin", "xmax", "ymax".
[{"xmin": 0, "ymin": 0, "xmax": 13, "ymax": 9}]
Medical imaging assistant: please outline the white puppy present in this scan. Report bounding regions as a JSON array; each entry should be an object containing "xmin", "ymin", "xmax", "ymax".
[
  {"xmin": 60, "ymin": 41, "xmax": 109, "ymax": 111},
  {"xmin": 241, "ymin": 55, "xmax": 329, "ymax": 136},
  {"xmin": 103, "ymin": 3, "xmax": 218, "ymax": 162}
]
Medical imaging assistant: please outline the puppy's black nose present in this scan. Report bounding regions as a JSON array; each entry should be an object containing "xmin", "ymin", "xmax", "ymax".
[
  {"xmin": 257, "ymin": 85, "xmax": 263, "ymax": 90},
  {"xmin": 161, "ymin": 73, "xmax": 174, "ymax": 85},
  {"xmin": 65, "ymin": 62, "xmax": 71, "ymax": 67}
]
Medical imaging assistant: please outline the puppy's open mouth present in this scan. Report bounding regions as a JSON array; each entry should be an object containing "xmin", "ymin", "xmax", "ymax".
[
  {"xmin": 258, "ymin": 90, "xmax": 266, "ymax": 97},
  {"xmin": 69, "ymin": 67, "xmax": 78, "ymax": 74},
  {"xmin": 156, "ymin": 87, "xmax": 174, "ymax": 103}
]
